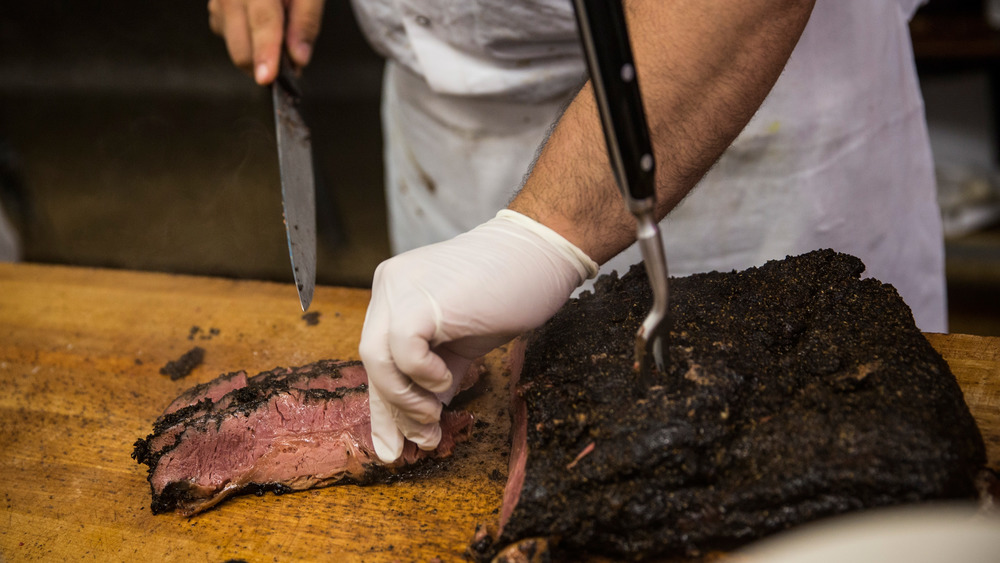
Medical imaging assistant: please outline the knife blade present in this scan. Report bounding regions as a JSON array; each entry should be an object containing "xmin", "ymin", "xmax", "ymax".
[{"xmin": 272, "ymin": 52, "xmax": 317, "ymax": 312}]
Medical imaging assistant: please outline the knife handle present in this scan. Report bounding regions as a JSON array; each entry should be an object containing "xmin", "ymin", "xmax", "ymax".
[{"xmin": 572, "ymin": 0, "xmax": 656, "ymax": 207}]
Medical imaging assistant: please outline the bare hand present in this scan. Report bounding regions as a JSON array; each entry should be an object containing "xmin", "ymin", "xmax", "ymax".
[{"xmin": 208, "ymin": 0, "xmax": 326, "ymax": 85}]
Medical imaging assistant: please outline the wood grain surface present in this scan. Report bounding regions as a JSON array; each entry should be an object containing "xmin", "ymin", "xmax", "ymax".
[
  {"xmin": 924, "ymin": 332, "xmax": 1000, "ymax": 467},
  {"xmin": 1, "ymin": 263, "xmax": 997, "ymax": 562}
]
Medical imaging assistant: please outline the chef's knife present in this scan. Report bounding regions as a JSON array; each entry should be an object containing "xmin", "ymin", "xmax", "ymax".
[
  {"xmin": 272, "ymin": 52, "xmax": 317, "ymax": 312},
  {"xmin": 572, "ymin": 0, "xmax": 669, "ymax": 375}
]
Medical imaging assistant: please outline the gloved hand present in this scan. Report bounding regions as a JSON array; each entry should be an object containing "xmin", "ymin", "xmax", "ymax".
[
  {"xmin": 360, "ymin": 210, "xmax": 598, "ymax": 463},
  {"xmin": 208, "ymin": 0, "xmax": 326, "ymax": 84}
]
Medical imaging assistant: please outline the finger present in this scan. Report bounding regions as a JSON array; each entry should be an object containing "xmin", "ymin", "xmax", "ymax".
[
  {"xmin": 246, "ymin": 0, "xmax": 285, "ymax": 84},
  {"xmin": 369, "ymin": 363, "xmax": 443, "ymax": 452},
  {"xmin": 369, "ymin": 385, "xmax": 405, "ymax": 463},
  {"xmin": 388, "ymin": 315, "xmax": 455, "ymax": 395},
  {"xmin": 360, "ymin": 300, "xmax": 443, "ymax": 426},
  {"xmin": 360, "ymin": 264, "xmax": 442, "ymax": 455},
  {"xmin": 215, "ymin": 1, "xmax": 255, "ymax": 75},
  {"xmin": 286, "ymin": 0, "xmax": 325, "ymax": 67},
  {"xmin": 395, "ymin": 412, "xmax": 442, "ymax": 452},
  {"xmin": 372, "ymin": 366, "xmax": 443, "ymax": 425},
  {"xmin": 207, "ymin": 0, "xmax": 223, "ymax": 35}
]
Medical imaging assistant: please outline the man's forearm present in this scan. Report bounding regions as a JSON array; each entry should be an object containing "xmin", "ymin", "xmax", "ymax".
[{"xmin": 509, "ymin": 0, "xmax": 815, "ymax": 265}]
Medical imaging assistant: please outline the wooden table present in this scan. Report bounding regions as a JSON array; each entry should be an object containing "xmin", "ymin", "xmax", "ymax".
[{"xmin": 1, "ymin": 263, "xmax": 998, "ymax": 562}]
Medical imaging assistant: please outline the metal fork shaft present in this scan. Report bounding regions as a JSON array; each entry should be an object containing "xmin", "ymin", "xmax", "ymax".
[{"xmin": 634, "ymin": 209, "xmax": 669, "ymax": 373}]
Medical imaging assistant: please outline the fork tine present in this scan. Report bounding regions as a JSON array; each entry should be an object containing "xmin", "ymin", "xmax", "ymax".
[
  {"xmin": 636, "ymin": 306, "xmax": 668, "ymax": 375},
  {"xmin": 635, "ymin": 214, "xmax": 670, "ymax": 378}
]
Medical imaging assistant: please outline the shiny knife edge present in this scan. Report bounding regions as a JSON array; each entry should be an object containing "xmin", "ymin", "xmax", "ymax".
[{"xmin": 272, "ymin": 58, "xmax": 317, "ymax": 312}]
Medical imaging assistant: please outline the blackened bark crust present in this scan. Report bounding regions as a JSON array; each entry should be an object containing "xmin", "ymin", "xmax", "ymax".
[
  {"xmin": 159, "ymin": 346, "xmax": 205, "ymax": 380},
  {"xmin": 499, "ymin": 250, "xmax": 985, "ymax": 559}
]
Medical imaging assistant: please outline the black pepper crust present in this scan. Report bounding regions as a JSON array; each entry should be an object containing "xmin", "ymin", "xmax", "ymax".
[
  {"xmin": 499, "ymin": 250, "xmax": 985, "ymax": 559},
  {"xmin": 159, "ymin": 346, "xmax": 205, "ymax": 380}
]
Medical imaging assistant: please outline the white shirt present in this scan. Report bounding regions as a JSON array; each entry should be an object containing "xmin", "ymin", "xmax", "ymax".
[
  {"xmin": 351, "ymin": 0, "xmax": 947, "ymax": 332},
  {"xmin": 351, "ymin": 0, "xmax": 585, "ymax": 101}
]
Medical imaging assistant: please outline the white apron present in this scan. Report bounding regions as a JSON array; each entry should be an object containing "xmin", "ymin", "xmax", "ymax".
[{"xmin": 351, "ymin": 0, "xmax": 947, "ymax": 332}]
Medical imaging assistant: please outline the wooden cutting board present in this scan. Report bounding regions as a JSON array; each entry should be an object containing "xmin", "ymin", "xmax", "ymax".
[{"xmin": 1, "ymin": 263, "xmax": 997, "ymax": 563}]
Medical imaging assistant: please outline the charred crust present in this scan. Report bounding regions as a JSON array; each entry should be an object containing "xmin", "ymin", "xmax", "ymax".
[
  {"xmin": 354, "ymin": 457, "xmax": 450, "ymax": 485},
  {"xmin": 150, "ymin": 480, "xmax": 298, "ymax": 516},
  {"xmin": 153, "ymin": 398, "xmax": 214, "ymax": 434},
  {"xmin": 150, "ymin": 481, "xmax": 193, "ymax": 514},
  {"xmin": 499, "ymin": 250, "xmax": 987, "ymax": 558},
  {"xmin": 245, "ymin": 482, "xmax": 295, "ymax": 497},
  {"xmin": 131, "ymin": 437, "xmax": 150, "ymax": 464},
  {"xmin": 165, "ymin": 369, "xmax": 244, "ymax": 407},
  {"xmin": 159, "ymin": 346, "xmax": 205, "ymax": 380},
  {"xmin": 146, "ymin": 458, "xmax": 455, "ymax": 516}
]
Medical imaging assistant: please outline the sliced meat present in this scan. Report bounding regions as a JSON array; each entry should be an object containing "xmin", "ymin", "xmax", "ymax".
[
  {"xmin": 136, "ymin": 361, "xmax": 355, "ymax": 469},
  {"xmin": 133, "ymin": 360, "xmax": 474, "ymax": 515},
  {"xmin": 478, "ymin": 250, "xmax": 986, "ymax": 561},
  {"xmin": 162, "ymin": 369, "xmax": 247, "ymax": 415}
]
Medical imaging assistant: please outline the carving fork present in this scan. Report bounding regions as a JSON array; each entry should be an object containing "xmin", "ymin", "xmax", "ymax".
[{"xmin": 573, "ymin": 0, "xmax": 670, "ymax": 375}]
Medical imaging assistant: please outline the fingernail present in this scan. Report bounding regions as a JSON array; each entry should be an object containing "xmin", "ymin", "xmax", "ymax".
[
  {"xmin": 255, "ymin": 63, "xmax": 269, "ymax": 84},
  {"xmin": 295, "ymin": 42, "xmax": 313, "ymax": 64},
  {"xmin": 373, "ymin": 430, "xmax": 403, "ymax": 463},
  {"xmin": 415, "ymin": 424, "xmax": 442, "ymax": 451},
  {"xmin": 428, "ymin": 369, "xmax": 454, "ymax": 394}
]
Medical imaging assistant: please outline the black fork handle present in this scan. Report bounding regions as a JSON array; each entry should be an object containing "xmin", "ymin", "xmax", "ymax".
[{"xmin": 572, "ymin": 0, "xmax": 656, "ymax": 207}]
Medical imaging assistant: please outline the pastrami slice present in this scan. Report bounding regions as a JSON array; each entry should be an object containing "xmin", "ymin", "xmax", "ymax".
[
  {"xmin": 134, "ymin": 359, "xmax": 475, "ymax": 515},
  {"xmin": 161, "ymin": 370, "xmax": 248, "ymax": 416}
]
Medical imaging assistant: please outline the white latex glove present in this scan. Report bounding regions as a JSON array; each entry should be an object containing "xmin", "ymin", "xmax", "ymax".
[{"xmin": 360, "ymin": 210, "xmax": 598, "ymax": 463}]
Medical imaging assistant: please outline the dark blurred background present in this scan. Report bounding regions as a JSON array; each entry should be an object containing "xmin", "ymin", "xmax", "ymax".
[
  {"xmin": 1, "ymin": 0, "xmax": 999, "ymax": 334},
  {"xmin": 0, "ymin": 0, "xmax": 388, "ymax": 287}
]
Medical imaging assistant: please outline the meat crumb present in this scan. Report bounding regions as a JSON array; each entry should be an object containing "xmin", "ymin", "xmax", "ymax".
[
  {"xmin": 159, "ymin": 347, "xmax": 205, "ymax": 380},
  {"xmin": 188, "ymin": 326, "xmax": 221, "ymax": 340}
]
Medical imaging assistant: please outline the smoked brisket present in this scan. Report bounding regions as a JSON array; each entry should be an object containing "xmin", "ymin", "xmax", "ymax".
[
  {"xmin": 133, "ymin": 359, "xmax": 474, "ymax": 515},
  {"xmin": 487, "ymin": 250, "xmax": 985, "ymax": 560}
]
